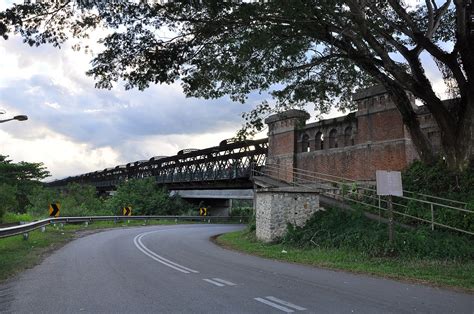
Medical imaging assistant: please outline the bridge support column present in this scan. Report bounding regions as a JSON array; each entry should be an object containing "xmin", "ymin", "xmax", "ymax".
[
  {"xmin": 265, "ymin": 110, "xmax": 310, "ymax": 183},
  {"xmin": 255, "ymin": 188, "xmax": 321, "ymax": 242}
]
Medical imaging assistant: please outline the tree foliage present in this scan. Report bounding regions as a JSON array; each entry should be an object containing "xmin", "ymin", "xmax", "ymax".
[
  {"xmin": 0, "ymin": 155, "xmax": 50, "ymax": 220},
  {"xmin": 1, "ymin": 1, "xmax": 473, "ymax": 170},
  {"xmin": 105, "ymin": 178, "xmax": 192, "ymax": 215}
]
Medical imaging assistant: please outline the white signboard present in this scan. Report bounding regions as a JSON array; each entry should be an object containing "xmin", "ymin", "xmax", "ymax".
[{"xmin": 376, "ymin": 170, "xmax": 403, "ymax": 196}]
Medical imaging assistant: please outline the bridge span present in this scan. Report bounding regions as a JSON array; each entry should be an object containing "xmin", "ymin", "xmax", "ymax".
[{"xmin": 48, "ymin": 138, "xmax": 267, "ymax": 213}]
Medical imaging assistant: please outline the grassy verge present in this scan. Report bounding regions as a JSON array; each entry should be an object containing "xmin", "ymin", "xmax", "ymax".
[
  {"xmin": 216, "ymin": 230, "xmax": 474, "ymax": 293},
  {"xmin": 0, "ymin": 219, "xmax": 201, "ymax": 282}
]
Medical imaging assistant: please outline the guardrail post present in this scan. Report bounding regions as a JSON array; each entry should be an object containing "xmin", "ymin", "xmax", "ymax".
[
  {"xmin": 41, "ymin": 226, "xmax": 46, "ymax": 233},
  {"xmin": 23, "ymin": 232, "xmax": 29, "ymax": 240},
  {"xmin": 84, "ymin": 221, "xmax": 89, "ymax": 227}
]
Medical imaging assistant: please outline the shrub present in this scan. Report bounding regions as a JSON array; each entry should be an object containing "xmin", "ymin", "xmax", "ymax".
[{"xmin": 282, "ymin": 208, "xmax": 474, "ymax": 260}]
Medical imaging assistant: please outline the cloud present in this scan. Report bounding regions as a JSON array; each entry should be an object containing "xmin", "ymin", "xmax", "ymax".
[{"xmin": 0, "ymin": 36, "xmax": 265, "ymax": 179}]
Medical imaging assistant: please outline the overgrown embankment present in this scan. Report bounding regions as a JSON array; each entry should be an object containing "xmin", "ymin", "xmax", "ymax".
[
  {"xmin": 217, "ymin": 162, "xmax": 474, "ymax": 291},
  {"xmin": 218, "ymin": 209, "xmax": 474, "ymax": 291}
]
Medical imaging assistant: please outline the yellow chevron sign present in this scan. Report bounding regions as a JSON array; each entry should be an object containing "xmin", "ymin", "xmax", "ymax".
[
  {"xmin": 199, "ymin": 207, "xmax": 207, "ymax": 216},
  {"xmin": 49, "ymin": 203, "xmax": 60, "ymax": 217},
  {"xmin": 122, "ymin": 206, "xmax": 132, "ymax": 216}
]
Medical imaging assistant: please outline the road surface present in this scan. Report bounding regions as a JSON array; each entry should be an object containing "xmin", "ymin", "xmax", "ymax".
[{"xmin": 0, "ymin": 224, "xmax": 472, "ymax": 313}]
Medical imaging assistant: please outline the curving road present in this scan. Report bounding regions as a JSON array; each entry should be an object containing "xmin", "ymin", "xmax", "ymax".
[{"xmin": 0, "ymin": 224, "xmax": 472, "ymax": 313}]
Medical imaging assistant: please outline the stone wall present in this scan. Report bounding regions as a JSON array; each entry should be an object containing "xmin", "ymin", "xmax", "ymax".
[{"xmin": 256, "ymin": 188, "xmax": 320, "ymax": 242}]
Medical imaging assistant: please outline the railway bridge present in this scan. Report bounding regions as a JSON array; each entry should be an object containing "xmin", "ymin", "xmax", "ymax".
[{"xmin": 49, "ymin": 86, "xmax": 440, "ymax": 216}]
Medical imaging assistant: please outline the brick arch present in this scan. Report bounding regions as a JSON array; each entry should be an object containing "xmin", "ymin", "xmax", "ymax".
[
  {"xmin": 344, "ymin": 126, "xmax": 354, "ymax": 146},
  {"xmin": 301, "ymin": 133, "xmax": 310, "ymax": 152},
  {"xmin": 315, "ymin": 131, "xmax": 324, "ymax": 150}
]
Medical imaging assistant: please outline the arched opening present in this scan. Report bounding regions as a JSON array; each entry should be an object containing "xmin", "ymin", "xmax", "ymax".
[
  {"xmin": 301, "ymin": 133, "xmax": 310, "ymax": 152},
  {"xmin": 344, "ymin": 126, "xmax": 353, "ymax": 146},
  {"xmin": 329, "ymin": 129, "xmax": 338, "ymax": 148},
  {"xmin": 315, "ymin": 132, "xmax": 324, "ymax": 150}
]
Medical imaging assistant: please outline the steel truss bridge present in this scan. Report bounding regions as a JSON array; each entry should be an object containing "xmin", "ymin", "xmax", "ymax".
[{"xmin": 48, "ymin": 138, "xmax": 268, "ymax": 190}]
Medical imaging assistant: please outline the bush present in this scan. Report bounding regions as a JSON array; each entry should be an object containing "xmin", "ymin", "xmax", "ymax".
[
  {"xmin": 403, "ymin": 160, "xmax": 474, "ymax": 203},
  {"xmin": 282, "ymin": 208, "xmax": 474, "ymax": 260},
  {"xmin": 105, "ymin": 178, "xmax": 193, "ymax": 215},
  {"xmin": 2, "ymin": 212, "xmax": 33, "ymax": 223}
]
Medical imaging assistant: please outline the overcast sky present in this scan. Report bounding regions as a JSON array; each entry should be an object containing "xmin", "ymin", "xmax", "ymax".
[
  {"xmin": 0, "ymin": 0, "xmax": 271, "ymax": 180},
  {"xmin": 0, "ymin": 0, "xmax": 449, "ymax": 181}
]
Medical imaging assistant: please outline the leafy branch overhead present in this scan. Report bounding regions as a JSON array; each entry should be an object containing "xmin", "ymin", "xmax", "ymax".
[{"xmin": 1, "ymin": 0, "xmax": 473, "ymax": 171}]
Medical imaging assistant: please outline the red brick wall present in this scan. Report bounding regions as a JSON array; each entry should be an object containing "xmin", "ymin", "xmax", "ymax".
[
  {"xmin": 295, "ymin": 141, "xmax": 411, "ymax": 181},
  {"xmin": 356, "ymin": 109, "xmax": 406, "ymax": 143}
]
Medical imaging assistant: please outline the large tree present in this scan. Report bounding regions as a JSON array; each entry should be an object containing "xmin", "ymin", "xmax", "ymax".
[
  {"xmin": 1, "ymin": 0, "xmax": 473, "ymax": 170},
  {"xmin": 0, "ymin": 155, "xmax": 49, "ymax": 218}
]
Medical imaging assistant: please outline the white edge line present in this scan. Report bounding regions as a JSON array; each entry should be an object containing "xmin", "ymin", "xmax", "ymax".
[
  {"xmin": 254, "ymin": 298, "xmax": 294, "ymax": 313},
  {"xmin": 203, "ymin": 279, "xmax": 225, "ymax": 287},
  {"xmin": 212, "ymin": 278, "xmax": 236, "ymax": 286},
  {"xmin": 137, "ymin": 233, "xmax": 199, "ymax": 273},
  {"xmin": 266, "ymin": 296, "xmax": 307, "ymax": 311}
]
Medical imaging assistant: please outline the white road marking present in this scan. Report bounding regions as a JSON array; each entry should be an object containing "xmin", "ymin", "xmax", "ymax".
[
  {"xmin": 266, "ymin": 296, "xmax": 307, "ymax": 311},
  {"xmin": 137, "ymin": 233, "xmax": 199, "ymax": 273},
  {"xmin": 212, "ymin": 278, "xmax": 237, "ymax": 286},
  {"xmin": 133, "ymin": 231, "xmax": 199, "ymax": 274},
  {"xmin": 203, "ymin": 279, "xmax": 225, "ymax": 287},
  {"xmin": 254, "ymin": 298, "xmax": 294, "ymax": 313}
]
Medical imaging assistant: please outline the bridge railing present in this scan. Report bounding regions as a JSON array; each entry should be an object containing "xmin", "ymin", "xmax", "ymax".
[
  {"xmin": 0, "ymin": 216, "xmax": 249, "ymax": 239},
  {"xmin": 48, "ymin": 138, "xmax": 268, "ymax": 188},
  {"xmin": 254, "ymin": 164, "xmax": 474, "ymax": 236}
]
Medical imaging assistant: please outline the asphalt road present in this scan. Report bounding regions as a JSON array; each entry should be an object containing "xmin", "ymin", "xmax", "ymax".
[{"xmin": 0, "ymin": 224, "xmax": 472, "ymax": 313}]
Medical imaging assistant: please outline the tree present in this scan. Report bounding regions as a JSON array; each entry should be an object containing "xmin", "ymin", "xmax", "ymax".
[
  {"xmin": 0, "ymin": 155, "xmax": 50, "ymax": 219},
  {"xmin": 1, "ymin": 1, "xmax": 473, "ymax": 170},
  {"xmin": 105, "ymin": 178, "xmax": 191, "ymax": 215}
]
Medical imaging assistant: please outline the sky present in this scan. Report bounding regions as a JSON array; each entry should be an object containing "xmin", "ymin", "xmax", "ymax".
[
  {"xmin": 0, "ymin": 1, "xmax": 272, "ymax": 181},
  {"xmin": 0, "ymin": 0, "xmax": 450, "ymax": 181}
]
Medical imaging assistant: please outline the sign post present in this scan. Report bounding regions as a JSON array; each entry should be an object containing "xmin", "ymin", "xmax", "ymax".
[{"xmin": 376, "ymin": 170, "xmax": 403, "ymax": 244}]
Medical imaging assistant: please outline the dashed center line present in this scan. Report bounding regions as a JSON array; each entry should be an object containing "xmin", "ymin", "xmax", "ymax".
[
  {"xmin": 203, "ymin": 278, "xmax": 237, "ymax": 287},
  {"xmin": 211, "ymin": 278, "xmax": 236, "ymax": 286},
  {"xmin": 254, "ymin": 296, "xmax": 306, "ymax": 313},
  {"xmin": 203, "ymin": 279, "xmax": 226, "ymax": 287}
]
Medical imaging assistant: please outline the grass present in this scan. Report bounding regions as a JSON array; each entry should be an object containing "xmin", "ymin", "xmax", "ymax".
[
  {"xmin": 0, "ymin": 219, "xmax": 207, "ymax": 282},
  {"xmin": 216, "ymin": 230, "xmax": 474, "ymax": 292}
]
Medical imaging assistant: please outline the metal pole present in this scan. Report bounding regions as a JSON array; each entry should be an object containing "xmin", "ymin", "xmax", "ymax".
[
  {"xmin": 431, "ymin": 203, "xmax": 434, "ymax": 231},
  {"xmin": 378, "ymin": 195, "xmax": 381, "ymax": 223},
  {"xmin": 388, "ymin": 195, "xmax": 394, "ymax": 244}
]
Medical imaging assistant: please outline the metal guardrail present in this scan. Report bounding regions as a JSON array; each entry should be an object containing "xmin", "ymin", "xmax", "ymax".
[
  {"xmin": 0, "ymin": 215, "xmax": 249, "ymax": 239},
  {"xmin": 254, "ymin": 164, "xmax": 474, "ymax": 236}
]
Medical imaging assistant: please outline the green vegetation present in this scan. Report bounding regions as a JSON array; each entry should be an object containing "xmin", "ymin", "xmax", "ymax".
[
  {"xmin": 1, "ymin": 175, "xmax": 194, "ymax": 223},
  {"xmin": 229, "ymin": 200, "xmax": 253, "ymax": 218},
  {"xmin": 0, "ymin": 155, "xmax": 49, "ymax": 222},
  {"xmin": 402, "ymin": 160, "xmax": 474, "ymax": 232},
  {"xmin": 105, "ymin": 178, "xmax": 193, "ymax": 216},
  {"xmin": 217, "ymin": 228, "xmax": 474, "ymax": 291},
  {"xmin": 215, "ymin": 161, "xmax": 474, "ymax": 291},
  {"xmin": 283, "ymin": 208, "xmax": 473, "ymax": 260},
  {"xmin": 339, "ymin": 160, "xmax": 474, "ymax": 234}
]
